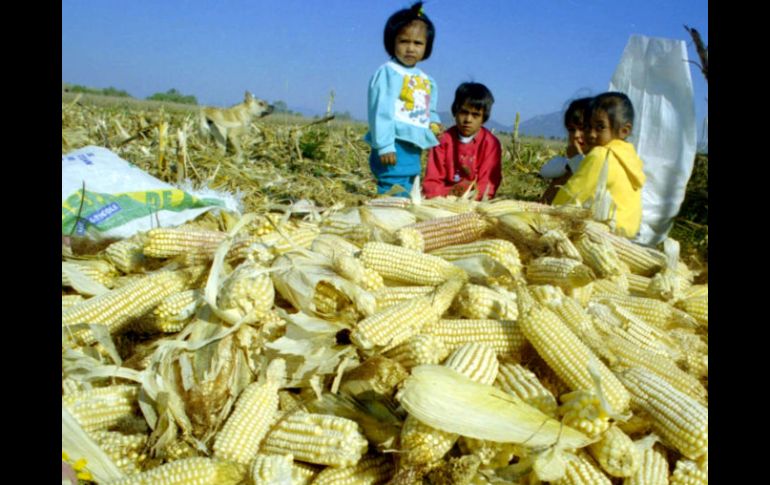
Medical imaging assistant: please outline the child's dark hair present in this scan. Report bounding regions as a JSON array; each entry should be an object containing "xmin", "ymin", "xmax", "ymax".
[
  {"xmin": 563, "ymin": 97, "xmax": 592, "ymax": 128},
  {"xmin": 383, "ymin": 2, "xmax": 436, "ymax": 61},
  {"xmin": 588, "ymin": 92, "xmax": 635, "ymax": 132},
  {"xmin": 451, "ymin": 82, "xmax": 495, "ymax": 122}
]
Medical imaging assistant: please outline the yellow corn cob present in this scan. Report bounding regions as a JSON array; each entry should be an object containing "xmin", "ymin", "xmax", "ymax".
[
  {"xmin": 143, "ymin": 226, "xmax": 226, "ymax": 259},
  {"xmin": 396, "ymin": 212, "xmax": 489, "ymax": 252},
  {"xmin": 62, "ymin": 377, "xmax": 85, "ymax": 396},
  {"xmin": 454, "ymin": 283, "xmax": 518, "ymax": 321},
  {"xmin": 646, "ymin": 271, "xmax": 680, "ymax": 302},
  {"xmin": 311, "ymin": 454, "xmax": 394, "ymax": 485},
  {"xmin": 312, "ymin": 281, "xmax": 350, "ymax": 315},
  {"xmin": 226, "ymin": 233, "xmax": 267, "ymax": 262},
  {"xmin": 90, "ymin": 431, "xmax": 148, "ymax": 476},
  {"xmin": 495, "ymin": 361, "xmax": 558, "ymax": 416},
  {"xmin": 62, "ymin": 294, "xmax": 85, "ymax": 310},
  {"xmin": 567, "ymin": 281, "xmax": 594, "ymax": 306},
  {"xmin": 62, "ymin": 384, "xmax": 139, "ymax": 434},
  {"xmin": 350, "ymin": 278, "xmax": 462, "ymax": 351},
  {"xmin": 559, "ymin": 389, "xmax": 611, "ymax": 438},
  {"xmin": 574, "ymin": 232, "xmax": 625, "ymax": 278},
  {"xmin": 400, "ymin": 412, "xmax": 458, "ymax": 468},
  {"xmin": 248, "ymin": 213, "xmax": 283, "ymax": 236},
  {"xmin": 62, "ymin": 259, "xmax": 118, "ymax": 288},
  {"xmin": 261, "ymin": 412, "xmax": 368, "ymax": 467},
  {"xmin": 217, "ymin": 260, "xmax": 275, "ymax": 321},
  {"xmin": 674, "ymin": 295, "xmax": 708, "ymax": 327},
  {"xmin": 393, "ymin": 226, "xmax": 425, "ymax": 251},
  {"xmin": 595, "ymin": 294, "xmax": 699, "ymax": 330},
  {"xmin": 670, "ymin": 459, "xmax": 708, "ymax": 485},
  {"xmin": 517, "ymin": 288, "xmax": 630, "ymax": 414},
  {"xmin": 623, "ymin": 442, "xmax": 669, "ymax": 485},
  {"xmin": 373, "ymin": 285, "xmax": 434, "ymax": 311},
  {"xmin": 291, "ymin": 461, "xmax": 322, "ymax": 484},
  {"xmin": 332, "ymin": 252, "xmax": 384, "ymax": 291},
  {"xmin": 443, "ymin": 342, "xmax": 499, "ymax": 385},
  {"xmin": 668, "ymin": 329, "xmax": 708, "ymax": 379},
  {"xmin": 476, "ymin": 198, "xmax": 552, "ymax": 217},
  {"xmin": 526, "ymin": 257, "xmax": 596, "ymax": 289},
  {"xmin": 400, "ymin": 341, "xmax": 502, "ymax": 467},
  {"xmin": 457, "ymin": 437, "xmax": 517, "ymax": 468},
  {"xmin": 584, "ymin": 222, "xmax": 665, "ymax": 276},
  {"xmin": 104, "ymin": 235, "xmax": 147, "ymax": 274},
  {"xmin": 132, "ymin": 289, "xmax": 201, "ymax": 334},
  {"xmin": 617, "ymin": 367, "xmax": 708, "ymax": 460},
  {"xmin": 626, "ymin": 273, "xmax": 653, "ymax": 297},
  {"xmin": 106, "ymin": 457, "xmax": 246, "ymax": 485},
  {"xmin": 555, "ymin": 453, "xmax": 613, "ymax": 485},
  {"xmin": 62, "ymin": 269, "xmax": 192, "ymax": 345},
  {"xmin": 588, "ymin": 425, "xmax": 640, "ymax": 477},
  {"xmin": 592, "ymin": 278, "xmax": 628, "ymax": 297},
  {"xmin": 350, "ymin": 295, "xmax": 436, "ymax": 351},
  {"xmin": 540, "ymin": 228, "xmax": 583, "ymax": 260},
  {"xmin": 421, "ymin": 319, "xmax": 527, "ymax": 357},
  {"xmin": 593, "ymin": 323, "xmax": 706, "ymax": 404},
  {"xmin": 250, "ymin": 453, "xmax": 293, "ymax": 485},
  {"xmin": 152, "ymin": 289, "xmax": 201, "ymax": 331},
  {"xmin": 260, "ymin": 223, "xmax": 320, "ymax": 255},
  {"xmin": 320, "ymin": 219, "xmax": 373, "ymax": 246},
  {"xmin": 682, "ymin": 284, "xmax": 708, "ymax": 300},
  {"xmin": 312, "ymin": 233, "xmax": 363, "ymax": 257},
  {"xmin": 366, "ymin": 196, "xmax": 413, "ymax": 208},
  {"xmin": 384, "ymin": 334, "xmax": 450, "ymax": 369},
  {"xmin": 213, "ymin": 359, "xmax": 285, "ymax": 465},
  {"xmin": 588, "ymin": 302, "xmax": 679, "ymax": 360},
  {"xmin": 359, "ymin": 242, "xmax": 468, "ymax": 285},
  {"xmin": 429, "ymin": 238, "xmax": 522, "ymax": 277},
  {"xmin": 533, "ymin": 288, "xmax": 602, "ymax": 346},
  {"xmin": 161, "ymin": 441, "xmax": 199, "ymax": 462}
]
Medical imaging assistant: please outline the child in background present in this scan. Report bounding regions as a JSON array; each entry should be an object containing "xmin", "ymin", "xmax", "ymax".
[
  {"xmin": 552, "ymin": 92, "xmax": 646, "ymax": 238},
  {"xmin": 364, "ymin": 2, "xmax": 442, "ymax": 197},
  {"xmin": 539, "ymin": 97, "xmax": 592, "ymax": 204},
  {"xmin": 423, "ymin": 82, "xmax": 502, "ymax": 199}
]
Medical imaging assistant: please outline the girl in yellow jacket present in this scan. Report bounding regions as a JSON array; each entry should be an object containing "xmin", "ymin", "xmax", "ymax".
[{"xmin": 552, "ymin": 92, "xmax": 646, "ymax": 238}]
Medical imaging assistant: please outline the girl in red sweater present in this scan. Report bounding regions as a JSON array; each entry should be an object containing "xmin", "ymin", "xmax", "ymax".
[{"xmin": 422, "ymin": 82, "xmax": 502, "ymax": 199}]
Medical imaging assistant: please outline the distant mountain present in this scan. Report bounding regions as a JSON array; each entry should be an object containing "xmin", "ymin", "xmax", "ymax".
[{"xmin": 519, "ymin": 111, "xmax": 566, "ymax": 139}]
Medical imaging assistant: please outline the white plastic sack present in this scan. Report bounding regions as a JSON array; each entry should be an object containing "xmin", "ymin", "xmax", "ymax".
[
  {"xmin": 609, "ymin": 35, "xmax": 698, "ymax": 247},
  {"xmin": 62, "ymin": 146, "xmax": 242, "ymax": 238}
]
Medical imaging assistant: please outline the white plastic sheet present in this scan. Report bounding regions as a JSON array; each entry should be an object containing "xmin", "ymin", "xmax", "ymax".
[
  {"xmin": 62, "ymin": 146, "xmax": 242, "ymax": 238},
  {"xmin": 609, "ymin": 35, "xmax": 698, "ymax": 247}
]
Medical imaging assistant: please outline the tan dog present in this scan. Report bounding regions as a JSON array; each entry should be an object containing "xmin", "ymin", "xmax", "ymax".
[{"xmin": 199, "ymin": 91, "xmax": 274, "ymax": 158}]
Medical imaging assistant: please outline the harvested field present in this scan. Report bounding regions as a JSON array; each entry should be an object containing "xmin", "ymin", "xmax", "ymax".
[{"xmin": 61, "ymin": 96, "xmax": 708, "ymax": 484}]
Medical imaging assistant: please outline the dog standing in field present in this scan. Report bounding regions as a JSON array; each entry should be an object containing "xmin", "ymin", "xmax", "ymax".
[{"xmin": 199, "ymin": 91, "xmax": 274, "ymax": 159}]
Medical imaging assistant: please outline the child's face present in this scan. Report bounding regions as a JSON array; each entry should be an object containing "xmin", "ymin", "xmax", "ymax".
[
  {"xmin": 566, "ymin": 121, "xmax": 586, "ymax": 154},
  {"xmin": 394, "ymin": 21, "xmax": 427, "ymax": 67},
  {"xmin": 586, "ymin": 110, "xmax": 614, "ymax": 148},
  {"xmin": 454, "ymin": 102, "xmax": 484, "ymax": 137}
]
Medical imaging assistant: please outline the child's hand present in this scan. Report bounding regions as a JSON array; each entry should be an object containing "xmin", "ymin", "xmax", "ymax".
[
  {"xmin": 380, "ymin": 152, "xmax": 396, "ymax": 165},
  {"xmin": 430, "ymin": 123, "xmax": 443, "ymax": 136},
  {"xmin": 566, "ymin": 139, "xmax": 584, "ymax": 158}
]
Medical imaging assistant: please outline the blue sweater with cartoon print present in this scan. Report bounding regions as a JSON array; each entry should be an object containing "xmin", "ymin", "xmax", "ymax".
[{"xmin": 364, "ymin": 60, "xmax": 441, "ymax": 166}]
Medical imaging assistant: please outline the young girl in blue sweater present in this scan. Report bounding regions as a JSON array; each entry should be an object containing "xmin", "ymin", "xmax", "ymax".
[{"xmin": 364, "ymin": 2, "xmax": 442, "ymax": 196}]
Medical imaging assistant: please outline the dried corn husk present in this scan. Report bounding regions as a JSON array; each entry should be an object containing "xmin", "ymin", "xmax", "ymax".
[{"xmin": 396, "ymin": 365, "xmax": 592, "ymax": 449}]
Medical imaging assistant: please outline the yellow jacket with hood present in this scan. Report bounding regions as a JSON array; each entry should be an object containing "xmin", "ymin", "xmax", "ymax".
[{"xmin": 552, "ymin": 139, "xmax": 645, "ymax": 238}]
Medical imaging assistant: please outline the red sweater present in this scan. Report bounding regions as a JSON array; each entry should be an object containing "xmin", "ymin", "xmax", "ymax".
[{"xmin": 422, "ymin": 126, "xmax": 502, "ymax": 199}]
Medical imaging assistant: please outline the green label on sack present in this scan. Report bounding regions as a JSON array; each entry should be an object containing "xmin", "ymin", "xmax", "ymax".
[{"xmin": 62, "ymin": 189, "xmax": 225, "ymax": 235}]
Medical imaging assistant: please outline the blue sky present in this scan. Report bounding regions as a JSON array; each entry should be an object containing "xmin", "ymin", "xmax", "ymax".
[{"xmin": 62, "ymin": 0, "xmax": 707, "ymax": 130}]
